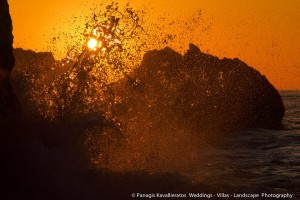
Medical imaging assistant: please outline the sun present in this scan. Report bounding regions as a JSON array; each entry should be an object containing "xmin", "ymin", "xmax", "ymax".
[{"xmin": 87, "ymin": 38, "xmax": 100, "ymax": 51}]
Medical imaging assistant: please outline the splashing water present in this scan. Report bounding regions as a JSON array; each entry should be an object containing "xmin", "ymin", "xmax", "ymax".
[
  {"xmin": 40, "ymin": 2, "xmax": 206, "ymax": 120},
  {"xmin": 26, "ymin": 1, "xmax": 209, "ymax": 121},
  {"xmin": 13, "ymin": 2, "xmax": 211, "ymax": 176},
  {"xmin": 39, "ymin": 3, "xmax": 148, "ymax": 120},
  {"xmin": 40, "ymin": 3, "xmax": 207, "ymax": 174}
]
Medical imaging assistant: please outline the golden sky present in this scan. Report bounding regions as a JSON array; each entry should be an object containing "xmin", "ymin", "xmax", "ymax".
[{"xmin": 8, "ymin": 0, "xmax": 300, "ymax": 90}]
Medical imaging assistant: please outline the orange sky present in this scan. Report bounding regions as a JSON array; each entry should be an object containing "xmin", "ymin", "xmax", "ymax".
[{"xmin": 8, "ymin": 0, "xmax": 300, "ymax": 90}]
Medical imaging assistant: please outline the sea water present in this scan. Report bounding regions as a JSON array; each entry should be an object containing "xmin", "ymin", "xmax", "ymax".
[{"xmin": 186, "ymin": 91, "xmax": 300, "ymax": 194}]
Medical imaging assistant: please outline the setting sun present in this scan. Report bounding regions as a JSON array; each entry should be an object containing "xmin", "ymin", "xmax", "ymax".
[{"xmin": 87, "ymin": 38, "xmax": 99, "ymax": 51}]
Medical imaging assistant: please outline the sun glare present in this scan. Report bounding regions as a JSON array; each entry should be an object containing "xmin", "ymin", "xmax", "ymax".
[{"xmin": 87, "ymin": 38, "xmax": 99, "ymax": 51}]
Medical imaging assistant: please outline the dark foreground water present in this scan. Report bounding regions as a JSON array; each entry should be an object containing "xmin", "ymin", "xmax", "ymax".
[
  {"xmin": 1, "ymin": 91, "xmax": 299, "ymax": 200},
  {"xmin": 84, "ymin": 90, "xmax": 300, "ymax": 198},
  {"xmin": 186, "ymin": 91, "xmax": 299, "ymax": 196}
]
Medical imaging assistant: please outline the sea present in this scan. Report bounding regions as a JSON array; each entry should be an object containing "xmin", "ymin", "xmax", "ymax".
[{"xmin": 185, "ymin": 90, "xmax": 300, "ymax": 196}]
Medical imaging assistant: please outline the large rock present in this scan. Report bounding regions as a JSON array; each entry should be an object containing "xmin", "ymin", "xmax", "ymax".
[
  {"xmin": 109, "ymin": 44, "xmax": 285, "ymax": 135},
  {"xmin": 12, "ymin": 48, "xmax": 57, "ymax": 114},
  {"xmin": 0, "ymin": 0, "xmax": 21, "ymax": 119}
]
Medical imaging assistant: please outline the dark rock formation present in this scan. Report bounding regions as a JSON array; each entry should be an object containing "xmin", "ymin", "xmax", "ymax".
[
  {"xmin": 110, "ymin": 44, "xmax": 285, "ymax": 135},
  {"xmin": 0, "ymin": 0, "xmax": 21, "ymax": 119},
  {"xmin": 14, "ymin": 48, "xmax": 56, "ymax": 69},
  {"xmin": 12, "ymin": 48, "xmax": 57, "ymax": 114}
]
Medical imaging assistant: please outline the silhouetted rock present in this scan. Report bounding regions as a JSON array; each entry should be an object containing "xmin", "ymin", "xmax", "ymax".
[
  {"xmin": 12, "ymin": 48, "xmax": 58, "ymax": 114},
  {"xmin": 0, "ymin": 0, "xmax": 21, "ymax": 119},
  {"xmin": 110, "ymin": 44, "xmax": 285, "ymax": 135},
  {"xmin": 13, "ymin": 48, "xmax": 56, "ymax": 71}
]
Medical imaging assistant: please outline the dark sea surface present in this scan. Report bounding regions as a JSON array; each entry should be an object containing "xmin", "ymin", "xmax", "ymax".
[
  {"xmin": 184, "ymin": 91, "xmax": 300, "ymax": 195},
  {"xmin": 2, "ymin": 88, "xmax": 299, "ymax": 199}
]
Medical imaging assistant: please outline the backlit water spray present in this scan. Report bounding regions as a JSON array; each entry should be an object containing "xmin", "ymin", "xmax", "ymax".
[{"xmin": 18, "ymin": 2, "xmax": 209, "ymax": 179}]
